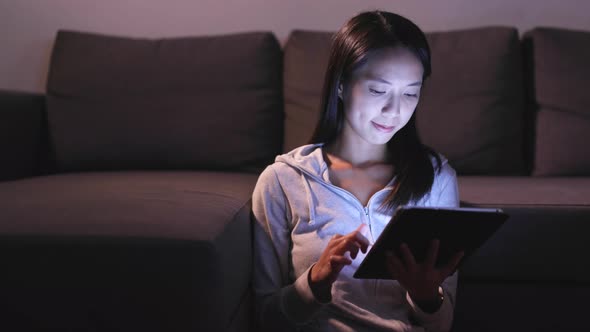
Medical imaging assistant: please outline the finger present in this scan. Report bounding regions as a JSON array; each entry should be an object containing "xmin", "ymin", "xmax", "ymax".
[
  {"xmin": 353, "ymin": 229, "xmax": 372, "ymax": 253},
  {"xmin": 335, "ymin": 239, "xmax": 361, "ymax": 259},
  {"xmin": 385, "ymin": 250, "xmax": 405, "ymax": 274},
  {"xmin": 330, "ymin": 255, "xmax": 353, "ymax": 267},
  {"xmin": 327, "ymin": 233, "xmax": 344, "ymax": 249},
  {"xmin": 329, "ymin": 255, "xmax": 353, "ymax": 277},
  {"xmin": 332, "ymin": 237, "xmax": 360, "ymax": 259},
  {"xmin": 385, "ymin": 251, "xmax": 397, "ymax": 276},
  {"xmin": 441, "ymin": 251, "xmax": 465, "ymax": 277},
  {"xmin": 348, "ymin": 224, "xmax": 372, "ymax": 252},
  {"xmin": 399, "ymin": 243, "xmax": 417, "ymax": 268},
  {"xmin": 355, "ymin": 223, "xmax": 366, "ymax": 233},
  {"xmin": 330, "ymin": 234, "xmax": 343, "ymax": 243},
  {"xmin": 425, "ymin": 239, "xmax": 440, "ymax": 267}
]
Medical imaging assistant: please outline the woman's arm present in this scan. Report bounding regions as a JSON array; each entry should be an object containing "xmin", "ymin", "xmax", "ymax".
[{"xmin": 251, "ymin": 165, "xmax": 326, "ymax": 331}]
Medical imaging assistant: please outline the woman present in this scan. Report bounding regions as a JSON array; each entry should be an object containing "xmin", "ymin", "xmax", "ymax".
[{"xmin": 252, "ymin": 10, "xmax": 463, "ymax": 332}]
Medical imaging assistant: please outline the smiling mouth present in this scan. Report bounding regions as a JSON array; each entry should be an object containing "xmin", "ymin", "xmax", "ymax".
[{"xmin": 372, "ymin": 121, "xmax": 395, "ymax": 133}]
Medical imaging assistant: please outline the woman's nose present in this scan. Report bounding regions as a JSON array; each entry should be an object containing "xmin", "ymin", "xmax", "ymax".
[{"xmin": 382, "ymin": 95, "xmax": 400, "ymax": 116}]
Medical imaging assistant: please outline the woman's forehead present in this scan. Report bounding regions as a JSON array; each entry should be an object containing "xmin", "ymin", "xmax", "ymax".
[{"xmin": 352, "ymin": 47, "xmax": 424, "ymax": 83}]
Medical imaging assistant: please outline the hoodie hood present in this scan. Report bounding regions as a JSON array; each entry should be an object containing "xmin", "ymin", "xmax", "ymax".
[
  {"xmin": 274, "ymin": 144, "xmax": 329, "ymax": 224},
  {"xmin": 275, "ymin": 144, "xmax": 330, "ymax": 183}
]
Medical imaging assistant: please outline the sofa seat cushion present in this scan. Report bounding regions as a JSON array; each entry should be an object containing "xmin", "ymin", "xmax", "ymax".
[
  {"xmin": 458, "ymin": 176, "xmax": 590, "ymax": 206},
  {"xmin": 0, "ymin": 171, "xmax": 258, "ymax": 331},
  {"xmin": 456, "ymin": 176, "xmax": 590, "ymax": 284},
  {"xmin": 453, "ymin": 283, "xmax": 590, "ymax": 332}
]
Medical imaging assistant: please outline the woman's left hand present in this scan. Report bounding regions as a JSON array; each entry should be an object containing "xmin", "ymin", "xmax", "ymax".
[{"xmin": 385, "ymin": 239, "xmax": 464, "ymax": 305}]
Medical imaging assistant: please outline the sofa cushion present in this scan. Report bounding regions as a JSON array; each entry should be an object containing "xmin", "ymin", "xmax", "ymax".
[
  {"xmin": 282, "ymin": 30, "xmax": 333, "ymax": 152},
  {"xmin": 453, "ymin": 283, "xmax": 590, "ymax": 332},
  {"xmin": 527, "ymin": 28, "xmax": 590, "ymax": 175},
  {"xmin": 457, "ymin": 176, "xmax": 590, "ymax": 282},
  {"xmin": 0, "ymin": 90, "xmax": 45, "ymax": 181},
  {"xmin": 0, "ymin": 171, "xmax": 258, "ymax": 331},
  {"xmin": 419, "ymin": 27, "xmax": 525, "ymax": 175},
  {"xmin": 282, "ymin": 27, "xmax": 525, "ymax": 175},
  {"xmin": 46, "ymin": 31, "xmax": 283, "ymax": 172},
  {"xmin": 458, "ymin": 176, "xmax": 590, "ymax": 207},
  {"xmin": 454, "ymin": 176, "xmax": 590, "ymax": 331}
]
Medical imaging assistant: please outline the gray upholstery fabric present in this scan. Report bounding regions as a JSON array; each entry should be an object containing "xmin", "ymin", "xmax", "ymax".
[
  {"xmin": 457, "ymin": 205, "xmax": 590, "ymax": 281},
  {"xmin": 0, "ymin": 90, "xmax": 45, "ymax": 181},
  {"xmin": 455, "ymin": 176, "xmax": 590, "ymax": 331},
  {"xmin": 282, "ymin": 28, "xmax": 525, "ymax": 175},
  {"xmin": 283, "ymin": 30, "xmax": 333, "ymax": 152},
  {"xmin": 535, "ymin": 108, "xmax": 590, "ymax": 176},
  {"xmin": 457, "ymin": 176, "xmax": 590, "ymax": 281},
  {"xmin": 0, "ymin": 171, "xmax": 258, "ymax": 331},
  {"xmin": 528, "ymin": 27, "xmax": 590, "ymax": 175},
  {"xmin": 453, "ymin": 283, "xmax": 590, "ymax": 332},
  {"xmin": 458, "ymin": 176, "xmax": 590, "ymax": 206},
  {"xmin": 46, "ymin": 31, "xmax": 283, "ymax": 172},
  {"xmin": 419, "ymin": 27, "xmax": 525, "ymax": 175}
]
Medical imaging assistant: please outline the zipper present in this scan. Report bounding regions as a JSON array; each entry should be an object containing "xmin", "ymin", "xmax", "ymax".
[
  {"xmin": 363, "ymin": 205, "xmax": 373, "ymax": 240},
  {"xmin": 296, "ymin": 167, "xmax": 392, "ymax": 241},
  {"xmin": 295, "ymin": 165, "xmax": 395, "ymax": 298}
]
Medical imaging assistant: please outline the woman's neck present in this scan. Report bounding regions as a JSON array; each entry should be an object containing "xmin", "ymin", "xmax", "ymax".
[{"xmin": 325, "ymin": 137, "xmax": 388, "ymax": 167}]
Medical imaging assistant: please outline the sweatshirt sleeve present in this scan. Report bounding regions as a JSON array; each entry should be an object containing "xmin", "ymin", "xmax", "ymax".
[
  {"xmin": 252, "ymin": 165, "xmax": 327, "ymax": 331},
  {"xmin": 406, "ymin": 160, "xmax": 460, "ymax": 332}
]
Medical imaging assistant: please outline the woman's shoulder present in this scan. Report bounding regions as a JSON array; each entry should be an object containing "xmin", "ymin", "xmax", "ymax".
[
  {"xmin": 258, "ymin": 144, "xmax": 325, "ymax": 180},
  {"xmin": 432, "ymin": 153, "xmax": 456, "ymax": 178},
  {"xmin": 428, "ymin": 152, "xmax": 457, "ymax": 193},
  {"xmin": 255, "ymin": 163, "xmax": 290, "ymax": 190}
]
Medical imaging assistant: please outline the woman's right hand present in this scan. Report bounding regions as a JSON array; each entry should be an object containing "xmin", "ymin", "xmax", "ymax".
[{"xmin": 309, "ymin": 223, "xmax": 371, "ymax": 302}]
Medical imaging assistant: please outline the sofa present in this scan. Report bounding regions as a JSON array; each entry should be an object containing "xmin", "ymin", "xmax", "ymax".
[{"xmin": 0, "ymin": 24, "xmax": 589, "ymax": 332}]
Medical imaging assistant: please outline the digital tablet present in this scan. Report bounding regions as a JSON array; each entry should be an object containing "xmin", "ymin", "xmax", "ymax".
[{"xmin": 353, "ymin": 206, "xmax": 509, "ymax": 280}]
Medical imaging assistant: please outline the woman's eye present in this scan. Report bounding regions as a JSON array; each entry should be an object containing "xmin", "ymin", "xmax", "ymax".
[
  {"xmin": 404, "ymin": 93, "xmax": 418, "ymax": 98},
  {"xmin": 369, "ymin": 88, "xmax": 385, "ymax": 95}
]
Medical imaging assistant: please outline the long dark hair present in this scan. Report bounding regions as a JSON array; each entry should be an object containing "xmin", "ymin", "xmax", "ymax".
[{"xmin": 310, "ymin": 10, "xmax": 441, "ymax": 211}]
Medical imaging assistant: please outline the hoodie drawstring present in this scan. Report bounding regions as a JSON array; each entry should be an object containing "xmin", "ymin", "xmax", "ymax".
[{"xmin": 300, "ymin": 173, "xmax": 316, "ymax": 224}]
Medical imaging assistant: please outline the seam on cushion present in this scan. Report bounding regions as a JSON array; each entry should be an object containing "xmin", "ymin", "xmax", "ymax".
[
  {"xmin": 537, "ymin": 105, "xmax": 590, "ymax": 119},
  {"xmin": 460, "ymin": 202, "xmax": 590, "ymax": 207}
]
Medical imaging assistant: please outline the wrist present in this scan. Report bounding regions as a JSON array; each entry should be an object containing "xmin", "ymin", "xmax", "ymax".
[
  {"xmin": 308, "ymin": 264, "xmax": 332, "ymax": 303},
  {"xmin": 411, "ymin": 289, "xmax": 443, "ymax": 314}
]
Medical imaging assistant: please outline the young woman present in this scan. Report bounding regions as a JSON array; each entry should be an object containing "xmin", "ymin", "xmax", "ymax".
[{"xmin": 252, "ymin": 10, "xmax": 464, "ymax": 332}]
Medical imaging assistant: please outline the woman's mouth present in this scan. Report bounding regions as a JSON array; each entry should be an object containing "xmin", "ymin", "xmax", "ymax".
[{"xmin": 372, "ymin": 121, "xmax": 395, "ymax": 133}]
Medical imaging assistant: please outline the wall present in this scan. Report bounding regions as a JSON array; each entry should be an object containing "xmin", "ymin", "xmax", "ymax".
[{"xmin": 1, "ymin": 0, "xmax": 589, "ymax": 93}]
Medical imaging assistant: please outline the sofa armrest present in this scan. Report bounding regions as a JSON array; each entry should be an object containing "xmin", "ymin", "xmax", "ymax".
[{"xmin": 0, "ymin": 90, "xmax": 47, "ymax": 181}]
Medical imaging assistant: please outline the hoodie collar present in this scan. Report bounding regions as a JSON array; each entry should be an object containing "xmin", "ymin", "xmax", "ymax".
[{"xmin": 275, "ymin": 144, "xmax": 330, "ymax": 183}]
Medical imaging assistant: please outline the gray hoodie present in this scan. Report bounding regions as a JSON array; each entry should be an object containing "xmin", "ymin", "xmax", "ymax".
[{"xmin": 252, "ymin": 144, "xmax": 459, "ymax": 332}]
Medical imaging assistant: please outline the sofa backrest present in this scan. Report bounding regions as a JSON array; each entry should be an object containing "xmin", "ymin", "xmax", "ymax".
[
  {"xmin": 525, "ymin": 27, "xmax": 590, "ymax": 176},
  {"xmin": 282, "ymin": 27, "xmax": 527, "ymax": 176},
  {"xmin": 46, "ymin": 30, "xmax": 283, "ymax": 173},
  {"xmin": 34, "ymin": 26, "xmax": 590, "ymax": 176}
]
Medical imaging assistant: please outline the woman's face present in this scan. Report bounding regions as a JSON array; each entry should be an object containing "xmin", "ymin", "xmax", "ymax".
[{"xmin": 339, "ymin": 46, "xmax": 424, "ymax": 146}]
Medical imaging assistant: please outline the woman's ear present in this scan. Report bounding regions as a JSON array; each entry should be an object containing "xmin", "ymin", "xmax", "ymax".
[{"xmin": 338, "ymin": 84, "xmax": 343, "ymax": 99}]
